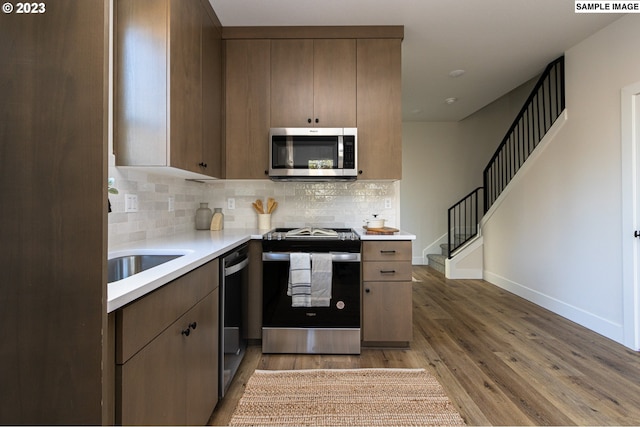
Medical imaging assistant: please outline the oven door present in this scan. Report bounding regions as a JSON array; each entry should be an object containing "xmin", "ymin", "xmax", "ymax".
[{"xmin": 262, "ymin": 252, "xmax": 360, "ymax": 328}]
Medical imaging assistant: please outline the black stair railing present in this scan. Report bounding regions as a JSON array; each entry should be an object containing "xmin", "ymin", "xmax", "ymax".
[
  {"xmin": 446, "ymin": 56, "xmax": 565, "ymax": 259},
  {"xmin": 483, "ymin": 56, "xmax": 565, "ymax": 212},
  {"xmin": 448, "ymin": 187, "xmax": 483, "ymax": 258}
]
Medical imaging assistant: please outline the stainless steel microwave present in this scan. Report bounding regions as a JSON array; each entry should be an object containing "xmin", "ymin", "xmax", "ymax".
[{"xmin": 269, "ymin": 128, "xmax": 358, "ymax": 181}]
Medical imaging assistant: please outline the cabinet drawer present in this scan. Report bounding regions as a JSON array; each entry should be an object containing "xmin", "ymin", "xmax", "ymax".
[
  {"xmin": 116, "ymin": 259, "xmax": 219, "ymax": 364},
  {"xmin": 362, "ymin": 261, "xmax": 412, "ymax": 282},
  {"xmin": 362, "ymin": 241, "xmax": 411, "ymax": 261}
]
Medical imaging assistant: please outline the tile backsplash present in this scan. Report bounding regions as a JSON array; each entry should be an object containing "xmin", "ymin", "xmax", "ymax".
[{"xmin": 108, "ymin": 166, "xmax": 399, "ymax": 248}]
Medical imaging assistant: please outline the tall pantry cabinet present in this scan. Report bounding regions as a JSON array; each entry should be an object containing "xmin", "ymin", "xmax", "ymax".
[{"xmin": 0, "ymin": 0, "xmax": 107, "ymax": 424}]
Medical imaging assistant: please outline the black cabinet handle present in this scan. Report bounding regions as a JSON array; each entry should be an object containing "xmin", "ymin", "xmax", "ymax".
[
  {"xmin": 181, "ymin": 328, "xmax": 190, "ymax": 337},
  {"xmin": 189, "ymin": 322, "xmax": 197, "ymax": 330},
  {"xmin": 358, "ymin": 170, "xmax": 363, "ymax": 175},
  {"xmin": 380, "ymin": 250, "xmax": 397, "ymax": 254},
  {"xmin": 365, "ymin": 288, "xmax": 370, "ymax": 293},
  {"xmin": 380, "ymin": 270, "xmax": 396, "ymax": 274},
  {"xmin": 198, "ymin": 162, "xmax": 207, "ymax": 168},
  {"xmin": 307, "ymin": 118, "xmax": 312, "ymax": 123},
  {"xmin": 315, "ymin": 118, "xmax": 319, "ymax": 123}
]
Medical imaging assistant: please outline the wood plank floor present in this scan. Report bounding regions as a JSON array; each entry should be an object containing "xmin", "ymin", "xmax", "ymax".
[{"xmin": 209, "ymin": 266, "xmax": 640, "ymax": 426}]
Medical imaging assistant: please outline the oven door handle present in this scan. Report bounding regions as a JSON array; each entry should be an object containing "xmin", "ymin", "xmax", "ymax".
[{"xmin": 262, "ymin": 252, "xmax": 361, "ymax": 262}]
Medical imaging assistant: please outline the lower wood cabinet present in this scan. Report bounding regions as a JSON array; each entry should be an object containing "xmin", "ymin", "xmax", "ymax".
[
  {"xmin": 361, "ymin": 240, "xmax": 413, "ymax": 345},
  {"xmin": 115, "ymin": 260, "xmax": 219, "ymax": 425}
]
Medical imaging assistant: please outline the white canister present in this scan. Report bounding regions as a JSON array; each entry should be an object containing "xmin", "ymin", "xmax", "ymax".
[{"xmin": 258, "ymin": 213, "xmax": 271, "ymax": 230}]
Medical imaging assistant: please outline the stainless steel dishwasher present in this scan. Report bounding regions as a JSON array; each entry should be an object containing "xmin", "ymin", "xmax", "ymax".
[{"xmin": 219, "ymin": 244, "xmax": 249, "ymax": 398}]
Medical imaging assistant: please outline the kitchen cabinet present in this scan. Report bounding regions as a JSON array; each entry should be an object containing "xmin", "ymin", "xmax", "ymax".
[
  {"xmin": 1, "ymin": 1, "xmax": 106, "ymax": 423},
  {"xmin": 224, "ymin": 39, "xmax": 271, "ymax": 179},
  {"xmin": 222, "ymin": 27, "xmax": 402, "ymax": 180},
  {"xmin": 270, "ymin": 39, "xmax": 356, "ymax": 128},
  {"xmin": 115, "ymin": 260, "xmax": 219, "ymax": 425},
  {"xmin": 115, "ymin": 0, "xmax": 222, "ymax": 178},
  {"xmin": 361, "ymin": 240, "xmax": 413, "ymax": 345},
  {"xmin": 356, "ymin": 39, "xmax": 402, "ymax": 180}
]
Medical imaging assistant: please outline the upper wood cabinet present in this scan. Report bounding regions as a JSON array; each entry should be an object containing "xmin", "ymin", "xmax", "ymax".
[
  {"xmin": 356, "ymin": 39, "xmax": 402, "ymax": 180},
  {"xmin": 222, "ymin": 27, "xmax": 403, "ymax": 180},
  {"xmin": 115, "ymin": 0, "xmax": 222, "ymax": 178},
  {"xmin": 224, "ymin": 39, "xmax": 271, "ymax": 179},
  {"xmin": 270, "ymin": 39, "xmax": 356, "ymax": 128}
]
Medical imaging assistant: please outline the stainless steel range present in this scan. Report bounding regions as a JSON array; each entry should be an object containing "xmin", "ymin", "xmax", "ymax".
[{"xmin": 262, "ymin": 228, "xmax": 361, "ymax": 354}]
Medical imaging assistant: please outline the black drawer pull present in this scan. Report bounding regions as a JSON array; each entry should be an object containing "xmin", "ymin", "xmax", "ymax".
[
  {"xmin": 189, "ymin": 322, "xmax": 197, "ymax": 330},
  {"xmin": 380, "ymin": 250, "xmax": 397, "ymax": 254},
  {"xmin": 181, "ymin": 328, "xmax": 190, "ymax": 337},
  {"xmin": 380, "ymin": 270, "xmax": 396, "ymax": 274}
]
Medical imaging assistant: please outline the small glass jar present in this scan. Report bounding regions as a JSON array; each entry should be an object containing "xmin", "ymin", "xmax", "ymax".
[
  {"xmin": 210, "ymin": 207, "xmax": 224, "ymax": 230},
  {"xmin": 195, "ymin": 203, "xmax": 213, "ymax": 230}
]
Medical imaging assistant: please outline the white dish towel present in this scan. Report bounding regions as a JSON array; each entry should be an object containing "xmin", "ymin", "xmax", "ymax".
[
  {"xmin": 287, "ymin": 252, "xmax": 311, "ymax": 307},
  {"xmin": 311, "ymin": 253, "xmax": 333, "ymax": 307}
]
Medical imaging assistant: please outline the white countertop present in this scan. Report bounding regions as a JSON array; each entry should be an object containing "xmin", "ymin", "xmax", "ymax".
[
  {"xmin": 107, "ymin": 227, "xmax": 416, "ymax": 313},
  {"xmin": 107, "ymin": 229, "xmax": 262, "ymax": 313},
  {"xmin": 355, "ymin": 228, "xmax": 416, "ymax": 241}
]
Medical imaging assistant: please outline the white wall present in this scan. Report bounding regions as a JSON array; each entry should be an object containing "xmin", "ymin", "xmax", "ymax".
[
  {"xmin": 401, "ymin": 78, "xmax": 534, "ymax": 264},
  {"xmin": 483, "ymin": 15, "xmax": 640, "ymax": 346}
]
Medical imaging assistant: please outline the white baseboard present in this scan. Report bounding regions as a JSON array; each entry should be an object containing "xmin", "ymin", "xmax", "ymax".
[
  {"xmin": 484, "ymin": 270, "xmax": 624, "ymax": 345},
  {"xmin": 413, "ymin": 256, "xmax": 427, "ymax": 265}
]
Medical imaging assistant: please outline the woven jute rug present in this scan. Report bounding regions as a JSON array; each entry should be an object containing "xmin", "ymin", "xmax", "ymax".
[{"xmin": 229, "ymin": 368, "xmax": 466, "ymax": 426}]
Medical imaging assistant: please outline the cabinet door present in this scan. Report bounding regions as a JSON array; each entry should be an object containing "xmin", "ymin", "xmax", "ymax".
[
  {"xmin": 115, "ymin": 0, "xmax": 169, "ymax": 167},
  {"xmin": 362, "ymin": 281, "xmax": 413, "ymax": 342},
  {"xmin": 119, "ymin": 318, "xmax": 186, "ymax": 426},
  {"xmin": 225, "ymin": 39, "xmax": 271, "ymax": 178},
  {"xmin": 201, "ymin": 8, "xmax": 222, "ymax": 177},
  {"xmin": 313, "ymin": 39, "xmax": 356, "ymax": 127},
  {"xmin": 356, "ymin": 39, "xmax": 402, "ymax": 179},
  {"xmin": 185, "ymin": 291, "xmax": 219, "ymax": 425},
  {"xmin": 270, "ymin": 39, "xmax": 314, "ymax": 127},
  {"xmin": 169, "ymin": 0, "xmax": 203, "ymax": 175},
  {"xmin": 119, "ymin": 291, "xmax": 218, "ymax": 426}
]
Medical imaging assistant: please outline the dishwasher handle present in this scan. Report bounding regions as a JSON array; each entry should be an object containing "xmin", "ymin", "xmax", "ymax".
[{"xmin": 224, "ymin": 256, "xmax": 249, "ymax": 277}]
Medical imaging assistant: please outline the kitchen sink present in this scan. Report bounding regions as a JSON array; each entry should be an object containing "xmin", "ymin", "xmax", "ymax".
[{"xmin": 108, "ymin": 254, "xmax": 183, "ymax": 283}]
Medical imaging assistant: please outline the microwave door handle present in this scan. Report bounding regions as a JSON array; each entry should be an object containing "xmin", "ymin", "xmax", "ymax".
[
  {"xmin": 286, "ymin": 136, "xmax": 294, "ymax": 168},
  {"xmin": 338, "ymin": 135, "xmax": 344, "ymax": 169}
]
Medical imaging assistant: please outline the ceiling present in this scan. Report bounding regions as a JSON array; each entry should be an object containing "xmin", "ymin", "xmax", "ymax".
[{"xmin": 208, "ymin": 0, "xmax": 622, "ymax": 121}]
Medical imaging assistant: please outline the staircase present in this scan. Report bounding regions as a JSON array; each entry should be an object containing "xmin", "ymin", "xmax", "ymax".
[
  {"xmin": 427, "ymin": 243, "xmax": 452, "ymax": 275},
  {"xmin": 435, "ymin": 56, "xmax": 565, "ymax": 278}
]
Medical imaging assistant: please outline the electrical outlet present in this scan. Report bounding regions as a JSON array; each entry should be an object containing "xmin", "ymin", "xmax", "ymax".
[
  {"xmin": 168, "ymin": 196, "xmax": 175, "ymax": 212},
  {"xmin": 384, "ymin": 198, "xmax": 392, "ymax": 209},
  {"xmin": 227, "ymin": 198, "xmax": 235, "ymax": 210},
  {"xmin": 124, "ymin": 194, "xmax": 138, "ymax": 213}
]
